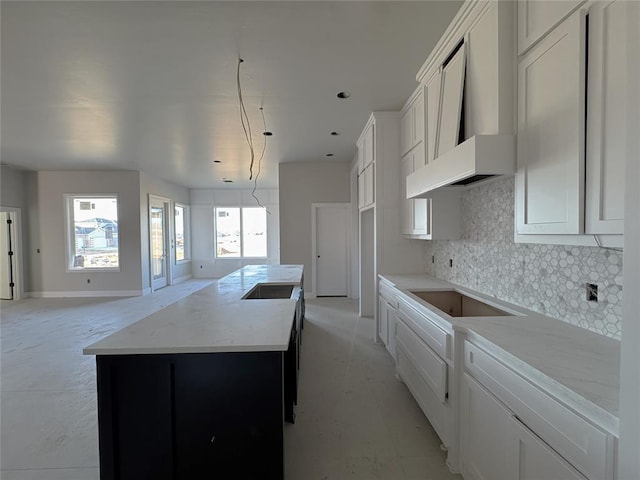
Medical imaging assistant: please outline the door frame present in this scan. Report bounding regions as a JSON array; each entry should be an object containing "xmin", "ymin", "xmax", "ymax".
[
  {"xmin": 0, "ymin": 207, "xmax": 23, "ymax": 300},
  {"xmin": 148, "ymin": 194, "xmax": 172, "ymax": 292},
  {"xmin": 311, "ymin": 203, "xmax": 351, "ymax": 298}
]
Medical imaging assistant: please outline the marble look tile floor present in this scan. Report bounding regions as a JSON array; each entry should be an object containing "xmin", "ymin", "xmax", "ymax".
[
  {"xmin": 1, "ymin": 285, "xmax": 460, "ymax": 480},
  {"xmin": 287, "ymin": 298, "xmax": 461, "ymax": 480}
]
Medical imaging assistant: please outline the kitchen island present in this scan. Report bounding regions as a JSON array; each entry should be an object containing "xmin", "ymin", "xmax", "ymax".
[{"xmin": 84, "ymin": 265, "xmax": 304, "ymax": 480}]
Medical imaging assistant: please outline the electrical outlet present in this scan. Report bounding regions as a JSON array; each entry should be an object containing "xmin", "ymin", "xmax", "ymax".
[
  {"xmin": 449, "ymin": 259, "xmax": 453, "ymax": 268},
  {"xmin": 586, "ymin": 283, "xmax": 598, "ymax": 302}
]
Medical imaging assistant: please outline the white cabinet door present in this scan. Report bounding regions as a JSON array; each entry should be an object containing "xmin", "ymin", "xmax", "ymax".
[
  {"xmin": 518, "ymin": 0, "xmax": 584, "ymax": 55},
  {"xmin": 387, "ymin": 309, "xmax": 397, "ymax": 360},
  {"xmin": 401, "ymin": 92, "xmax": 425, "ymax": 157},
  {"xmin": 461, "ymin": 373, "xmax": 512, "ymax": 480},
  {"xmin": 413, "ymin": 92, "xmax": 424, "ymax": 151},
  {"xmin": 400, "ymin": 146, "xmax": 428, "ymax": 237},
  {"xmin": 585, "ymin": 0, "xmax": 627, "ymax": 235},
  {"xmin": 400, "ymin": 153, "xmax": 414, "ymax": 235},
  {"xmin": 357, "ymin": 139, "xmax": 365, "ymax": 174},
  {"xmin": 363, "ymin": 123, "xmax": 375, "ymax": 170},
  {"xmin": 378, "ymin": 296, "xmax": 388, "ymax": 345},
  {"xmin": 507, "ymin": 416, "xmax": 588, "ymax": 480},
  {"xmin": 363, "ymin": 163, "xmax": 375, "ymax": 208},
  {"xmin": 424, "ymin": 70, "xmax": 442, "ymax": 164},
  {"xmin": 465, "ymin": 1, "xmax": 505, "ymax": 137},
  {"xmin": 436, "ymin": 44, "xmax": 466, "ymax": 158},
  {"xmin": 400, "ymin": 109, "xmax": 413, "ymax": 157},
  {"xmin": 516, "ymin": 10, "xmax": 586, "ymax": 235}
]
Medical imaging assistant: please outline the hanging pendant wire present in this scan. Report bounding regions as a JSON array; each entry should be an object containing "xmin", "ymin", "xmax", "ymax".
[{"xmin": 236, "ymin": 58, "xmax": 269, "ymax": 212}]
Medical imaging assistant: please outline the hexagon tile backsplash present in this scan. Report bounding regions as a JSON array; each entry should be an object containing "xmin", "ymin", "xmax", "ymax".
[{"xmin": 423, "ymin": 177, "xmax": 623, "ymax": 340}]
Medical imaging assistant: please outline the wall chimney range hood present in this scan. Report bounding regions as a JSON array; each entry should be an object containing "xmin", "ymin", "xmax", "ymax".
[{"xmin": 407, "ymin": 134, "xmax": 515, "ymax": 198}]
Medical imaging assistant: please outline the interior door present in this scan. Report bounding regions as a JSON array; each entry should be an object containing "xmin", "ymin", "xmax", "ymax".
[
  {"xmin": 0, "ymin": 212, "xmax": 14, "ymax": 300},
  {"xmin": 150, "ymin": 200, "xmax": 168, "ymax": 291},
  {"xmin": 315, "ymin": 205, "xmax": 348, "ymax": 297}
]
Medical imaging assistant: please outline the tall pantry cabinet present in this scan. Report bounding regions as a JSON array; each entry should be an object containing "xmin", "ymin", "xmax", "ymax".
[{"xmin": 356, "ymin": 113, "xmax": 423, "ymax": 341}]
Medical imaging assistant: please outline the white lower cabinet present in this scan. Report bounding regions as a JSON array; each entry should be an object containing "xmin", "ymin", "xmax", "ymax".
[
  {"xmin": 508, "ymin": 416, "xmax": 588, "ymax": 480},
  {"xmin": 378, "ymin": 296, "xmax": 389, "ymax": 346},
  {"xmin": 461, "ymin": 340, "xmax": 615, "ymax": 480},
  {"xmin": 378, "ymin": 280, "xmax": 399, "ymax": 360},
  {"xmin": 395, "ymin": 299, "xmax": 452, "ymax": 448},
  {"xmin": 460, "ymin": 373, "xmax": 511, "ymax": 480}
]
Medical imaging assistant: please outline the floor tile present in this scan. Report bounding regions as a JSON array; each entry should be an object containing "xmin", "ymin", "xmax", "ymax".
[
  {"xmin": 1, "ymin": 390, "xmax": 98, "ymax": 470},
  {"xmin": 1, "ymin": 287, "xmax": 461, "ymax": 479},
  {"xmin": 0, "ymin": 468, "xmax": 100, "ymax": 480}
]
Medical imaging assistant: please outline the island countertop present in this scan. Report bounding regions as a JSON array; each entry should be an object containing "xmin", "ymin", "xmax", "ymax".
[{"xmin": 83, "ymin": 265, "xmax": 304, "ymax": 356}]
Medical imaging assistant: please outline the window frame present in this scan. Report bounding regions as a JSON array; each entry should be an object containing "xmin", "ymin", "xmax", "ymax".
[
  {"xmin": 214, "ymin": 206, "xmax": 268, "ymax": 259},
  {"xmin": 64, "ymin": 194, "xmax": 121, "ymax": 272},
  {"xmin": 174, "ymin": 203, "xmax": 191, "ymax": 264}
]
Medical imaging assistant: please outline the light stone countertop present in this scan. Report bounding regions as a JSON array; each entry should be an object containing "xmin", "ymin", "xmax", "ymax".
[
  {"xmin": 83, "ymin": 265, "xmax": 304, "ymax": 356},
  {"xmin": 380, "ymin": 273, "xmax": 620, "ymax": 436}
]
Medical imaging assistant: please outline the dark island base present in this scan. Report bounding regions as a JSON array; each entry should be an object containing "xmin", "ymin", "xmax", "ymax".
[{"xmin": 96, "ymin": 350, "xmax": 292, "ymax": 480}]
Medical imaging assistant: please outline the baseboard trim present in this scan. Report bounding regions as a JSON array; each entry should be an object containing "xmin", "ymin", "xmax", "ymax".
[
  {"xmin": 173, "ymin": 274, "xmax": 193, "ymax": 285},
  {"xmin": 29, "ymin": 290, "xmax": 144, "ymax": 298}
]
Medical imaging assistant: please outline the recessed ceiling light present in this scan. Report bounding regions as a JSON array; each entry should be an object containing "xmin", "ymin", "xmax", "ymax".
[
  {"xmin": 263, "ymin": 131, "xmax": 273, "ymax": 136},
  {"xmin": 337, "ymin": 91, "xmax": 351, "ymax": 99},
  {"xmin": 326, "ymin": 153, "xmax": 334, "ymax": 157},
  {"xmin": 331, "ymin": 131, "xmax": 340, "ymax": 136}
]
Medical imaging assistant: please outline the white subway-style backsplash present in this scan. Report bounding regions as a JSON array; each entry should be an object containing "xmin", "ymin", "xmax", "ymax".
[{"xmin": 424, "ymin": 177, "xmax": 623, "ymax": 339}]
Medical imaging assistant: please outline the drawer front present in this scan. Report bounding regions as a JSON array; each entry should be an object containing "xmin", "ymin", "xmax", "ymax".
[
  {"xmin": 397, "ymin": 300, "xmax": 449, "ymax": 360},
  {"xmin": 397, "ymin": 345, "xmax": 447, "ymax": 445},
  {"xmin": 464, "ymin": 340, "xmax": 614, "ymax": 480},
  {"xmin": 379, "ymin": 281, "xmax": 399, "ymax": 308},
  {"xmin": 397, "ymin": 319, "xmax": 447, "ymax": 401}
]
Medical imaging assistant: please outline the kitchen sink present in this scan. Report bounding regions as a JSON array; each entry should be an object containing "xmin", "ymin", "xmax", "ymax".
[
  {"xmin": 242, "ymin": 283, "xmax": 299, "ymax": 300},
  {"xmin": 408, "ymin": 290, "xmax": 513, "ymax": 317}
]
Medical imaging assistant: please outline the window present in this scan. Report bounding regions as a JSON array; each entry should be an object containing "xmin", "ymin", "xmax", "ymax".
[
  {"xmin": 174, "ymin": 204, "xmax": 190, "ymax": 263},
  {"xmin": 215, "ymin": 207, "xmax": 267, "ymax": 258},
  {"xmin": 65, "ymin": 195, "xmax": 119, "ymax": 270}
]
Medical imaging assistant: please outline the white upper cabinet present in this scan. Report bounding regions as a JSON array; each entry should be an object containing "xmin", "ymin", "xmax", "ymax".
[
  {"xmin": 518, "ymin": 0, "xmax": 585, "ymax": 55},
  {"xmin": 436, "ymin": 43, "xmax": 466, "ymax": 158},
  {"xmin": 516, "ymin": 0, "xmax": 629, "ymax": 244},
  {"xmin": 400, "ymin": 90, "xmax": 424, "ymax": 157},
  {"xmin": 585, "ymin": 0, "xmax": 627, "ymax": 235},
  {"xmin": 424, "ymin": 69, "xmax": 442, "ymax": 164},
  {"xmin": 516, "ymin": 10, "xmax": 586, "ymax": 235},
  {"xmin": 400, "ymin": 144, "xmax": 428, "ymax": 236},
  {"xmin": 357, "ymin": 121, "xmax": 375, "ymax": 174},
  {"xmin": 465, "ymin": 1, "xmax": 514, "ymax": 138}
]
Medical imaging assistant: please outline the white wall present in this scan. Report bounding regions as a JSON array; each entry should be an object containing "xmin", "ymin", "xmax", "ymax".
[
  {"xmin": 190, "ymin": 188, "xmax": 279, "ymax": 279},
  {"xmin": 618, "ymin": 1, "xmax": 640, "ymax": 476},
  {"xmin": 139, "ymin": 172, "xmax": 191, "ymax": 290},
  {"xmin": 279, "ymin": 162, "xmax": 351, "ymax": 295},
  {"xmin": 27, "ymin": 170, "xmax": 143, "ymax": 296}
]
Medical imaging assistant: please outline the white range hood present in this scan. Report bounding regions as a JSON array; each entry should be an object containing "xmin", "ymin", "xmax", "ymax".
[{"xmin": 407, "ymin": 134, "xmax": 516, "ymax": 198}]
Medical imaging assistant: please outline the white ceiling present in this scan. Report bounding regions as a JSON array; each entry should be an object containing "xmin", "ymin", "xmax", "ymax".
[{"xmin": 1, "ymin": 1, "xmax": 462, "ymax": 189}]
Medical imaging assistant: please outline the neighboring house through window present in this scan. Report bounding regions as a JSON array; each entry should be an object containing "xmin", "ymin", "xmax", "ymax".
[
  {"xmin": 215, "ymin": 207, "xmax": 267, "ymax": 258},
  {"xmin": 65, "ymin": 195, "xmax": 119, "ymax": 270}
]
